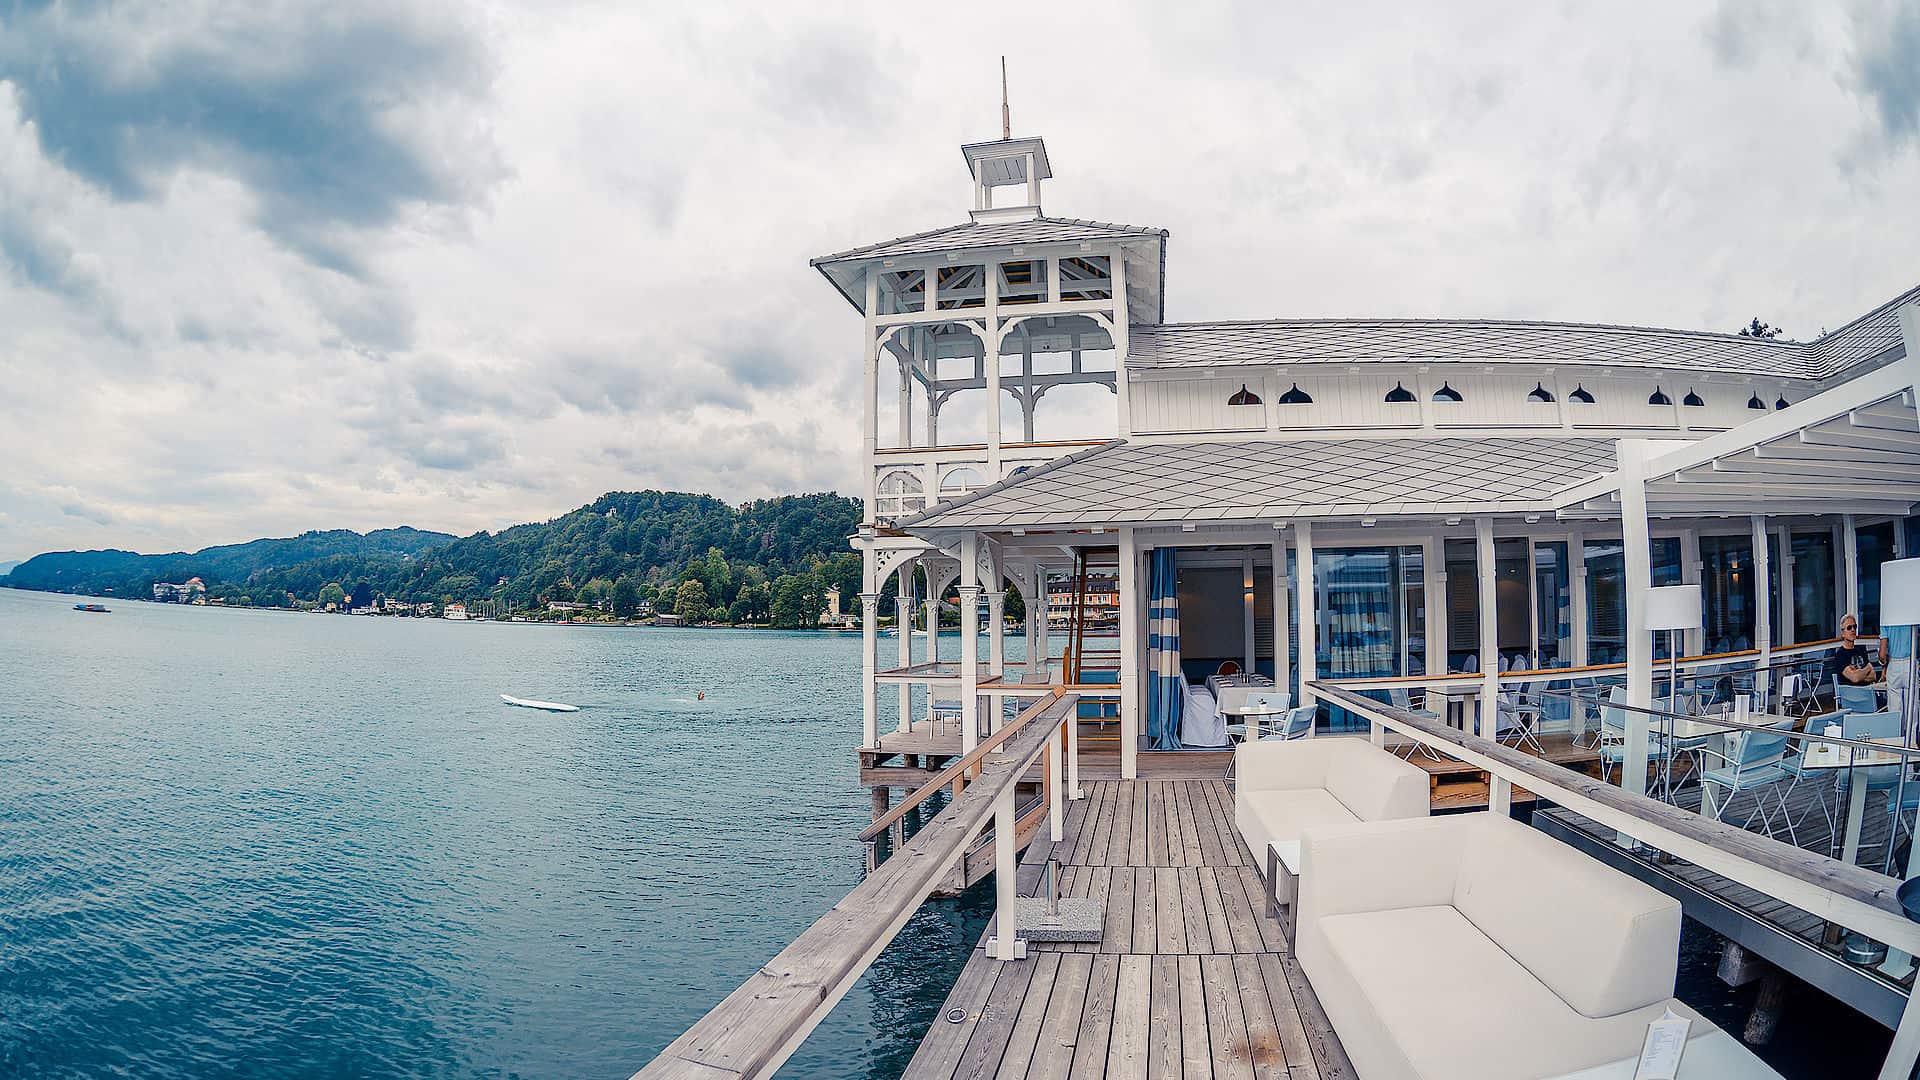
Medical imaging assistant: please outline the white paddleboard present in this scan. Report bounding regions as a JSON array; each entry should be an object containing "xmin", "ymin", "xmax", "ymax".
[{"xmin": 500, "ymin": 694, "xmax": 580, "ymax": 713}]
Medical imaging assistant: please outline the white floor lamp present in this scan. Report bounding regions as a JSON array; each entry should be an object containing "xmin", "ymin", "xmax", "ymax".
[
  {"xmin": 1645, "ymin": 585, "xmax": 1701, "ymax": 805},
  {"xmin": 1646, "ymin": 584, "xmax": 1702, "ymax": 713}
]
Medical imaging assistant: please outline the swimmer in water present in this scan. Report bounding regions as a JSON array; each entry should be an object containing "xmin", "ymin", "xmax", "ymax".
[{"xmin": 697, "ymin": 690, "xmax": 706, "ymax": 701}]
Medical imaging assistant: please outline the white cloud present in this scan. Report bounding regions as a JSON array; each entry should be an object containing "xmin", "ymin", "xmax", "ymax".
[{"xmin": 0, "ymin": 1, "xmax": 1917, "ymax": 561}]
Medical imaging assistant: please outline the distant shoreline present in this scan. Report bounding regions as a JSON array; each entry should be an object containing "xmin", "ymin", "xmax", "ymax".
[{"xmin": 1, "ymin": 587, "xmax": 924, "ymax": 632}]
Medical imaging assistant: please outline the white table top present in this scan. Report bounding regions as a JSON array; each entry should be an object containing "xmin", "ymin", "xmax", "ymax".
[
  {"xmin": 1267, "ymin": 839, "xmax": 1301, "ymax": 874},
  {"xmin": 1426, "ymin": 680, "xmax": 1485, "ymax": 697},
  {"xmin": 1798, "ymin": 738, "xmax": 1908, "ymax": 770},
  {"xmin": 1221, "ymin": 705, "xmax": 1288, "ymax": 718}
]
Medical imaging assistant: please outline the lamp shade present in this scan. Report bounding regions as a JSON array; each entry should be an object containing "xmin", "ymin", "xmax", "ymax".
[
  {"xmin": 1881, "ymin": 558, "xmax": 1920, "ymax": 627},
  {"xmin": 1645, "ymin": 584, "xmax": 1701, "ymax": 631}
]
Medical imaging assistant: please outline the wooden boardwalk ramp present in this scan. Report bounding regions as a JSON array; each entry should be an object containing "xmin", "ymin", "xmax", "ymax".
[{"xmin": 904, "ymin": 778, "xmax": 1355, "ymax": 1079}]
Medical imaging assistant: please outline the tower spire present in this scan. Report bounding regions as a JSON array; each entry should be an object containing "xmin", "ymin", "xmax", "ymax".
[{"xmin": 1000, "ymin": 56, "xmax": 1011, "ymax": 140}]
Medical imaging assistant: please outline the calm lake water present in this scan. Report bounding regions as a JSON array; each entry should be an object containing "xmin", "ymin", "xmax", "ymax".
[
  {"xmin": 0, "ymin": 587, "xmax": 1000, "ymax": 1079},
  {"xmin": 0, "ymin": 586, "xmax": 1889, "ymax": 1078}
]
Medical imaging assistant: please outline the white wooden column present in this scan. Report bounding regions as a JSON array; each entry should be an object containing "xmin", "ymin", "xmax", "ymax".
[
  {"xmin": 1621, "ymin": 441, "xmax": 1657, "ymax": 803},
  {"xmin": 1297, "ymin": 522, "xmax": 1318, "ymax": 706},
  {"xmin": 860, "ymin": 590, "xmax": 881, "ymax": 749},
  {"xmin": 1476, "ymin": 518, "xmax": 1499, "ymax": 737},
  {"xmin": 1112, "ymin": 252, "xmax": 1132, "ymax": 438},
  {"xmin": 1844, "ymin": 514, "xmax": 1862, "ymax": 624},
  {"xmin": 1242, "ymin": 551, "xmax": 1257, "ymax": 673},
  {"xmin": 1574, "ymin": 526, "xmax": 1589, "ymax": 734},
  {"xmin": 1777, "ymin": 524, "xmax": 1797, "ymax": 645},
  {"xmin": 1680, "ymin": 527, "xmax": 1703, "ymax": 656},
  {"xmin": 1119, "ymin": 526, "xmax": 1140, "ymax": 779},
  {"xmin": 1752, "ymin": 516, "xmax": 1773, "ymax": 686},
  {"xmin": 985, "ymin": 266, "xmax": 1003, "ymax": 478},
  {"xmin": 989, "ymin": 588, "xmax": 1006, "ymax": 678},
  {"xmin": 896, "ymin": 563, "xmax": 914, "ymax": 733},
  {"xmin": 862, "ymin": 276, "xmax": 881, "ymax": 524},
  {"xmin": 959, "ymin": 537, "xmax": 981, "ymax": 755},
  {"xmin": 1423, "ymin": 534, "xmax": 1445, "ymax": 675},
  {"xmin": 1271, "ymin": 535, "xmax": 1291, "ymax": 695},
  {"xmin": 1034, "ymin": 563, "xmax": 1052, "ymax": 683}
]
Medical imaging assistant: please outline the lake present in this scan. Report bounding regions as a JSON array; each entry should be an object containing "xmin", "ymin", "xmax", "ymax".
[
  {"xmin": 0, "ymin": 587, "xmax": 992, "ymax": 1079},
  {"xmin": 0, "ymin": 586, "xmax": 1888, "ymax": 1078}
]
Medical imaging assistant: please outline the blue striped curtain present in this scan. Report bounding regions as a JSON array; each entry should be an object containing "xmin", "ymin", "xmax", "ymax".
[{"xmin": 1147, "ymin": 547, "xmax": 1184, "ymax": 750}]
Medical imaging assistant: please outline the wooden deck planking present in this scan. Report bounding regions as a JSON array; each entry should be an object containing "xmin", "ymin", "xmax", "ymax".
[{"xmin": 904, "ymin": 780, "xmax": 1351, "ymax": 1079}]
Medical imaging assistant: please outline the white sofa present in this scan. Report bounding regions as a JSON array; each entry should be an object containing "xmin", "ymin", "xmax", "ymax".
[
  {"xmin": 1295, "ymin": 813, "xmax": 1777, "ymax": 1080},
  {"xmin": 1234, "ymin": 736, "xmax": 1430, "ymax": 865}
]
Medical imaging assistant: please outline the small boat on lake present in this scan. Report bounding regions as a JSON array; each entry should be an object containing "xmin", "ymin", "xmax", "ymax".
[
  {"xmin": 500, "ymin": 694, "xmax": 579, "ymax": 713},
  {"xmin": 73, "ymin": 603, "xmax": 110, "ymax": 613}
]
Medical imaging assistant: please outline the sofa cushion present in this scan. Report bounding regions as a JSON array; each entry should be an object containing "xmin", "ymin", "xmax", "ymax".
[
  {"xmin": 1236, "ymin": 788, "xmax": 1357, "ymax": 866},
  {"xmin": 1453, "ymin": 816, "xmax": 1680, "ymax": 1019},
  {"xmin": 1312, "ymin": 905, "xmax": 1695, "ymax": 1080},
  {"xmin": 1322, "ymin": 740, "xmax": 1432, "ymax": 823}
]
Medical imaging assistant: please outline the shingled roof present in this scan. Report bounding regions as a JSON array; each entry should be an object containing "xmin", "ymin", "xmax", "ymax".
[
  {"xmin": 1126, "ymin": 282, "xmax": 1919, "ymax": 382},
  {"xmin": 811, "ymin": 216, "xmax": 1167, "ymax": 266},
  {"xmin": 900, "ymin": 437, "xmax": 1619, "ymax": 531}
]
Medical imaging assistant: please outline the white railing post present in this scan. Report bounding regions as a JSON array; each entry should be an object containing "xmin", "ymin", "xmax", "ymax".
[
  {"xmin": 1370, "ymin": 718, "xmax": 1386, "ymax": 747},
  {"xmin": 1050, "ymin": 726, "xmax": 1066, "ymax": 841},
  {"xmin": 1490, "ymin": 775, "xmax": 1513, "ymax": 816},
  {"xmin": 990, "ymin": 784, "xmax": 1025, "ymax": 961},
  {"xmin": 1066, "ymin": 691, "xmax": 1083, "ymax": 799}
]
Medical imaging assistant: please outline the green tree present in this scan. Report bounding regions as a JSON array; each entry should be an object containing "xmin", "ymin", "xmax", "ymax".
[
  {"xmin": 770, "ymin": 572, "xmax": 825, "ymax": 629},
  {"xmin": 319, "ymin": 582, "xmax": 347, "ymax": 610},
  {"xmin": 1004, "ymin": 584, "xmax": 1025, "ymax": 622},
  {"xmin": 674, "ymin": 579, "xmax": 708, "ymax": 621},
  {"xmin": 611, "ymin": 578, "xmax": 641, "ymax": 618}
]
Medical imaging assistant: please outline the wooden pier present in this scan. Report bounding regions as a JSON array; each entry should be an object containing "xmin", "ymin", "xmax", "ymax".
[{"xmin": 902, "ymin": 778, "xmax": 1355, "ymax": 1079}]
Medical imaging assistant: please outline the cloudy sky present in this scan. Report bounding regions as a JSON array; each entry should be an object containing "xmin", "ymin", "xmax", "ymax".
[{"xmin": 1, "ymin": 1, "xmax": 1917, "ymax": 560}]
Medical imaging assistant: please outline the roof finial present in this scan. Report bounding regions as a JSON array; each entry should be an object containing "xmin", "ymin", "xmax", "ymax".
[{"xmin": 1000, "ymin": 56, "xmax": 1011, "ymax": 140}]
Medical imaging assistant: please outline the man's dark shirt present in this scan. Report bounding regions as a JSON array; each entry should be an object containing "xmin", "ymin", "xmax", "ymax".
[{"xmin": 1831, "ymin": 643, "xmax": 1875, "ymax": 681}]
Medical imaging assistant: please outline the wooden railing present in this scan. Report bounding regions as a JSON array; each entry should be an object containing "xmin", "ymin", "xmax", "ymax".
[
  {"xmin": 633, "ymin": 691, "xmax": 1078, "ymax": 1080},
  {"xmin": 860, "ymin": 691, "xmax": 1062, "ymax": 843},
  {"xmin": 1309, "ymin": 680, "xmax": 1920, "ymax": 1080},
  {"xmin": 1321, "ymin": 636, "xmax": 1851, "ymax": 693}
]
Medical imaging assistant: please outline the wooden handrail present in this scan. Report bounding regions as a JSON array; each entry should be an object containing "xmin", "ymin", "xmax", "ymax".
[
  {"xmin": 859, "ymin": 690, "xmax": 1062, "ymax": 843},
  {"xmin": 635, "ymin": 692, "xmax": 1076, "ymax": 1080},
  {"xmin": 1309, "ymin": 681, "xmax": 1918, "ymax": 949},
  {"xmin": 1324, "ymin": 636, "xmax": 1853, "ymax": 690}
]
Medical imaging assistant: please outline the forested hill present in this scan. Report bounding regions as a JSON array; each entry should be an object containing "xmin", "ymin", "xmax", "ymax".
[
  {"xmin": 4, "ymin": 527, "xmax": 455, "ymax": 598},
  {"xmin": 1, "ymin": 491, "xmax": 864, "ymax": 617}
]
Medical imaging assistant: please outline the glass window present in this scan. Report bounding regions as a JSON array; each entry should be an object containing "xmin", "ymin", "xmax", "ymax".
[
  {"xmin": 1442, "ymin": 537, "xmax": 1530, "ymax": 671},
  {"xmin": 1585, "ymin": 538, "xmax": 1625, "ymax": 665},
  {"xmin": 1534, "ymin": 542, "xmax": 1570, "ymax": 667},
  {"xmin": 1402, "ymin": 547, "xmax": 1426, "ymax": 677},
  {"xmin": 1858, "ymin": 521, "xmax": 1896, "ymax": 634},
  {"xmin": 1699, "ymin": 534, "xmax": 1755, "ymax": 653},
  {"xmin": 1445, "ymin": 539, "xmax": 1479, "ymax": 672},
  {"xmin": 1793, "ymin": 531, "xmax": 1836, "ymax": 642},
  {"xmin": 1315, "ymin": 548, "xmax": 1399, "ymax": 680}
]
